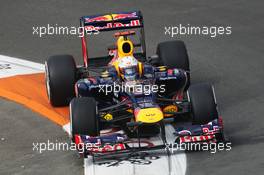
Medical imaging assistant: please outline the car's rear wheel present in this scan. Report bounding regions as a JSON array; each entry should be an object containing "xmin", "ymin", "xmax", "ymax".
[
  {"xmin": 188, "ymin": 83, "xmax": 218, "ymax": 125},
  {"xmin": 70, "ymin": 97, "xmax": 99, "ymax": 141},
  {"xmin": 157, "ymin": 40, "xmax": 189, "ymax": 70},
  {"xmin": 156, "ymin": 40, "xmax": 190, "ymax": 90},
  {"xmin": 45, "ymin": 55, "xmax": 76, "ymax": 107}
]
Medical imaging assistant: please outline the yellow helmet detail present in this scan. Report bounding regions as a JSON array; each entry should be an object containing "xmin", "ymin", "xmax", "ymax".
[{"xmin": 117, "ymin": 36, "xmax": 134, "ymax": 58}]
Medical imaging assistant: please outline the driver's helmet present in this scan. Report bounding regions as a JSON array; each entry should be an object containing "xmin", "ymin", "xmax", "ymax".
[
  {"xmin": 118, "ymin": 56, "xmax": 139, "ymax": 81},
  {"xmin": 119, "ymin": 65, "xmax": 138, "ymax": 81}
]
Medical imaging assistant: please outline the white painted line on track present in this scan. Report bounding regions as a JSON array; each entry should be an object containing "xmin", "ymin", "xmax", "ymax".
[{"xmin": 0, "ymin": 55, "xmax": 44, "ymax": 78}]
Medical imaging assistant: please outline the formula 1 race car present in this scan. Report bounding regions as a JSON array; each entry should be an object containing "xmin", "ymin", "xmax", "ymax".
[{"xmin": 45, "ymin": 11, "xmax": 227, "ymax": 157}]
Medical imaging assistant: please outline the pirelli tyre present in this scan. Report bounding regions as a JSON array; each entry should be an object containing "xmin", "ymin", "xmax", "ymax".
[
  {"xmin": 45, "ymin": 55, "xmax": 76, "ymax": 107},
  {"xmin": 70, "ymin": 97, "xmax": 99, "ymax": 142},
  {"xmin": 156, "ymin": 40, "xmax": 190, "ymax": 90},
  {"xmin": 157, "ymin": 40, "xmax": 189, "ymax": 70},
  {"xmin": 188, "ymin": 83, "xmax": 219, "ymax": 125}
]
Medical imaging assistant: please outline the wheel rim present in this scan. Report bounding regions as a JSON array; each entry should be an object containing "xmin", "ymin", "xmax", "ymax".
[
  {"xmin": 69, "ymin": 100, "xmax": 73, "ymax": 138},
  {"xmin": 45, "ymin": 62, "xmax": 51, "ymax": 101}
]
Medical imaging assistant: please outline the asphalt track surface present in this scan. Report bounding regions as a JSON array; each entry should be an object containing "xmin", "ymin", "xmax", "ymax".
[{"xmin": 1, "ymin": 0, "xmax": 264, "ymax": 174}]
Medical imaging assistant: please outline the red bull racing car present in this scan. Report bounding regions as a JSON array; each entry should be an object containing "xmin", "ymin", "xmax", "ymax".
[{"xmin": 45, "ymin": 11, "xmax": 228, "ymax": 158}]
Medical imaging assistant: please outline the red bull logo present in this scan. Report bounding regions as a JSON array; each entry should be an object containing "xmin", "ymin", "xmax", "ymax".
[
  {"xmin": 112, "ymin": 12, "xmax": 138, "ymax": 20},
  {"xmin": 85, "ymin": 12, "xmax": 138, "ymax": 23},
  {"xmin": 85, "ymin": 19, "xmax": 141, "ymax": 31},
  {"xmin": 85, "ymin": 15, "xmax": 112, "ymax": 23}
]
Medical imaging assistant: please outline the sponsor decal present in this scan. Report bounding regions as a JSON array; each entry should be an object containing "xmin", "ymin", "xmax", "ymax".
[
  {"xmin": 111, "ymin": 12, "xmax": 138, "ymax": 20},
  {"xmin": 85, "ymin": 15, "xmax": 112, "ymax": 23},
  {"xmin": 180, "ymin": 135, "xmax": 215, "ymax": 143},
  {"xmin": 85, "ymin": 20, "xmax": 141, "ymax": 31},
  {"xmin": 85, "ymin": 12, "xmax": 138, "ymax": 23},
  {"xmin": 163, "ymin": 105, "xmax": 178, "ymax": 117},
  {"xmin": 202, "ymin": 125, "xmax": 219, "ymax": 134},
  {"xmin": 103, "ymin": 113, "xmax": 113, "ymax": 121}
]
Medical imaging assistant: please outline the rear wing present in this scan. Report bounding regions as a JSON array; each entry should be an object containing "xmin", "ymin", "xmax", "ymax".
[
  {"xmin": 79, "ymin": 11, "xmax": 146, "ymax": 67},
  {"xmin": 80, "ymin": 11, "xmax": 143, "ymax": 32}
]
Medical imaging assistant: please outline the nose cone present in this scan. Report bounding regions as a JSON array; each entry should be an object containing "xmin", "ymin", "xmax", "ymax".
[{"xmin": 134, "ymin": 107, "xmax": 164, "ymax": 123}]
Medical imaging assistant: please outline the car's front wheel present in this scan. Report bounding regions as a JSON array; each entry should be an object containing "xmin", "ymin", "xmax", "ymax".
[
  {"xmin": 70, "ymin": 97, "xmax": 99, "ymax": 141},
  {"xmin": 45, "ymin": 55, "xmax": 76, "ymax": 107},
  {"xmin": 188, "ymin": 83, "xmax": 218, "ymax": 125}
]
